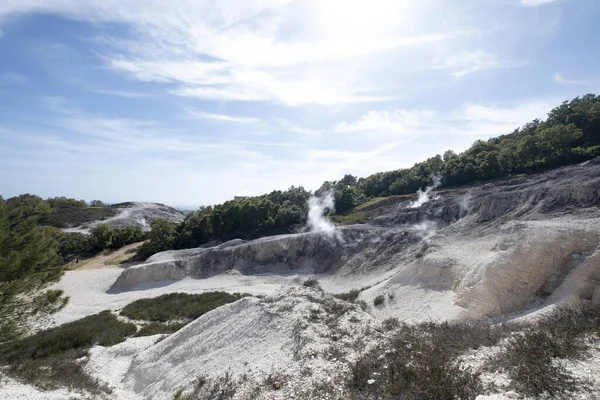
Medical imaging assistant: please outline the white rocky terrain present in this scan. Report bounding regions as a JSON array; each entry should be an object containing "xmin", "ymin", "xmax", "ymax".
[
  {"xmin": 2, "ymin": 160, "xmax": 600, "ymax": 399},
  {"xmin": 64, "ymin": 201, "xmax": 184, "ymax": 234}
]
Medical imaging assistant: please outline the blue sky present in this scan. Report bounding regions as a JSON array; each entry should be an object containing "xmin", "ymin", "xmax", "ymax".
[{"xmin": 0, "ymin": 0, "xmax": 598, "ymax": 208}]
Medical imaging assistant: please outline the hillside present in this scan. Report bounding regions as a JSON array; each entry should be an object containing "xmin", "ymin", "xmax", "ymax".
[
  {"xmin": 62, "ymin": 202, "xmax": 184, "ymax": 234},
  {"xmin": 1, "ymin": 94, "xmax": 599, "ymax": 400},
  {"xmin": 2, "ymin": 158, "xmax": 595, "ymax": 399}
]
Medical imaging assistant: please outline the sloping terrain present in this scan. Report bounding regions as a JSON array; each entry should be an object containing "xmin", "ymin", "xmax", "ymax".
[
  {"xmin": 110, "ymin": 160, "xmax": 600, "ymax": 323},
  {"xmin": 64, "ymin": 202, "xmax": 184, "ymax": 234},
  {"xmin": 7, "ymin": 159, "xmax": 600, "ymax": 400}
]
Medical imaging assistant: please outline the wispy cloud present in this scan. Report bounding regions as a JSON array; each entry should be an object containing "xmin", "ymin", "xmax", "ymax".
[
  {"xmin": 435, "ymin": 51, "xmax": 525, "ymax": 78},
  {"xmin": 553, "ymin": 72, "xmax": 586, "ymax": 85},
  {"xmin": 0, "ymin": 0, "xmax": 453, "ymax": 106},
  {"xmin": 0, "ymin": 72, "xmax": 27, "ymax": 87},
  {"xmin": 86, "ymin": 86, "xmax": 154, "ymax": 98},
  {"xmin": 186, "ymin": 110, "xmax": 260, "ymax": 124},
  {"xmin": 336, "ymin": 99, "xmax": 555, "ymax": 138},
  {"xmin": 521, "ymin": 0, "xmax": 562, "ymax": 6}
]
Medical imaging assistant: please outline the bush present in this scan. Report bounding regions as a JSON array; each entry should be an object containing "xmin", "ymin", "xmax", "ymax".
[
  {"xmin": 0, "ymin": 311, "xmax": 136, "ymax": 391},
  {"xmin": 488, "ymin": 305, "xmax": 600, "ymax": 397},
  {"xmin": 303, "ymin": 279, "xmax": 321, "ymax": 289},
  {"xmin": 493, "ymin": 330, "xmax": 579, "ymax": 397},
  {"xmin": 373, "ymin": 295, "xmax": 385, "ymax": 306},
  {"xmin": 120, "ymin": 292, "xmax": 244, "ymax": 322},
  {"xmin": 350, "ymin": 322, "xmax": 485, "ymax": 399}
]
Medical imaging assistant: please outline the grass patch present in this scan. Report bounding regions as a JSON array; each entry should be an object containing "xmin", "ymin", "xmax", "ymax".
[
  {"xmin": 0, "ymin": 310, "xmax": 136, "ymax": 392},
  {"xmin": 120, "ymin": 292, "xmax": 245, "ymax": 322},
  {"xmin": 135, "ymin": 322, "xmax": 187, "ymax": 337},
  {"xmin": 331, "ymin": 195, "xmax": 413, "ymax": 226}
]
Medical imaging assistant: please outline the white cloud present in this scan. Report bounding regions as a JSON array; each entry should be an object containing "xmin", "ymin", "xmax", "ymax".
[
  {"xmin": 0, "ymin": 0, "xmax": 458, "ymax": 105},
  {"xmin": 336, "ymin": 109, "xmax": 439, "ymax": 133},
  {"xmin": 186, "ymin": 110, "xmax": 260, "ymax": 124},
  {"xmin": 87, "ymin": 87, "xmax": 154, "ymax": 98},
  {"xmin": 435, "ymin": 51, "xmax": 525, "ymax": 78},
  {"xmin": 336, "ymin": 99, "xmax": 554, "ymax": 138},
  {"xmin": 521, "ymin": 0, "xmax": 562, "ymax": 6},
  {"xmin": 553, "ymin": 72, "xmax": 586, "ymax": 85}
]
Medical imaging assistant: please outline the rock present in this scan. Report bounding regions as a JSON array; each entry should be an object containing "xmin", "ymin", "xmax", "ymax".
[{"xmin": 272, "ymin": 381, "xmax": 281, "ymax": 390}]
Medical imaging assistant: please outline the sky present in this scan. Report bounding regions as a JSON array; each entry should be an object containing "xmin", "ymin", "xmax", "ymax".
[{"xmin": 0, "ymin": 0, "xmax": 599, "ymax": 208}]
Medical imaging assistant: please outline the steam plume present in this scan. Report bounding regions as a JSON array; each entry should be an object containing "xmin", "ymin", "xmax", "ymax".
[
  {"xmin": 307, "ymin": 191, "xmax": 336, "ymax": 234},
  {"xmin": 408, "ymin": 174, "xmax": 442, "ymax": 209}
]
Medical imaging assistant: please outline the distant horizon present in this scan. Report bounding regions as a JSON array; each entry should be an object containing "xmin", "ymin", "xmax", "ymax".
[{"xmin": 1, "ymin": 0, "xmax": 599, "ymax": 208}]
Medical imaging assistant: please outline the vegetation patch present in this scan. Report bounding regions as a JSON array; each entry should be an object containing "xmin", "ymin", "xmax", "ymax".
[
  {"xmin": 487, "ymin": 306, "xmax": 600, "ymax": 398},
  {"xmin": 373, "ymin": 295, "xmax": 385, "ymax": 306},
  {"xmin": 350, "ymin": 306, "xmax": 600, "ymax": 399},
  {"xmin": 334, "ymin": 289, "xmax": 361, "ymax": 302},
  {"xmin": 349, "ymin": 321, "xmax": 510, "ymax": 400},
  {"xmin": 0, "ymin": 310, "xmax": 136, "ymax": 392},
  {"xmin": 302, "ymin": 278, "xmax": 321, "ymax": 289},
  {"xmin": 333, "ymin": 286, "xmax": 372, "ymax": 304},
  {"xmin": 135, "ymin": 322, "xmax": 187, "ymax": 337},
  {"xmin": 43, "ymin": 202, "xmax": 117, "ymax": 229},
  {"xmin": 120, "ymin": 292, "xmax": 245, "ymax": 322}
]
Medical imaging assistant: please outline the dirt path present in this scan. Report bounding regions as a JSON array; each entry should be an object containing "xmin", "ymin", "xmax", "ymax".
[{"xmin": 76, "ymin": 241, "xmax": 145, "ymax": 270}]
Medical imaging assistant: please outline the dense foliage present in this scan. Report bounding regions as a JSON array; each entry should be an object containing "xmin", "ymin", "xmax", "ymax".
[
  {"xmin": 0, "ymin": 195, "xmax": 68, "ymax": 341},
  {"xmin": 0, "ymin": 195, "xmax": 145, "ymax": 340},
  {"xmin": 138, "ymin": 94, "xmax": 600, "ymax": 258},
  {"xmin": 170, "ymin": 186, "xmax": 311, "ymax": 251}
]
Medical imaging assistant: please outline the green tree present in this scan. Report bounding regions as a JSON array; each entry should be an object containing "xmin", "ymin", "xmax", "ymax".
[
  {"xmin": 139, "ymin": 219, "xmax": 178, "ymax": 259},
  {"xmin": 90, "ymin": 223, "xmax": 114, "ymax": 250},
  {"xmin": 516, "ymin": 135, "xmax": 541, "ymax": 170},
  {"xmin": 335, "ymin": 186, "xmax": 363, "ymax": 213},
  {"xmin": 540, "ymin": 124, "xmax": 583, "ymax": 159},
  {"xmin": 0, "ymin": 195, "xmax": 68, "ymax": 341}
]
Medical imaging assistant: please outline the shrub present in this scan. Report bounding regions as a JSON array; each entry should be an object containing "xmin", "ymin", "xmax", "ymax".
[
  {"xmin": 488, "ymin": 305, "xmax": 600, "ymax": 397},
  {"xmin": 120, "ymin": 292, "xmax": 244, "ymax": 322},
  {"xmin": 0, "ymin": 311, "xmax": 136, "ymax": 391},
  {"xmin": 373, "ymin": 295, "xmax": 385, "ymax": 306},
  {"xmin": 350, "ymin": 322, "xmax": 484, "ymax": 399},
  {"xmin": 493, "ymin": 330, "xmax": 579, "ymax": 397},
  {"xmin": 303, "ymin": 279, "xmax": 321, "ymax": 289}
]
